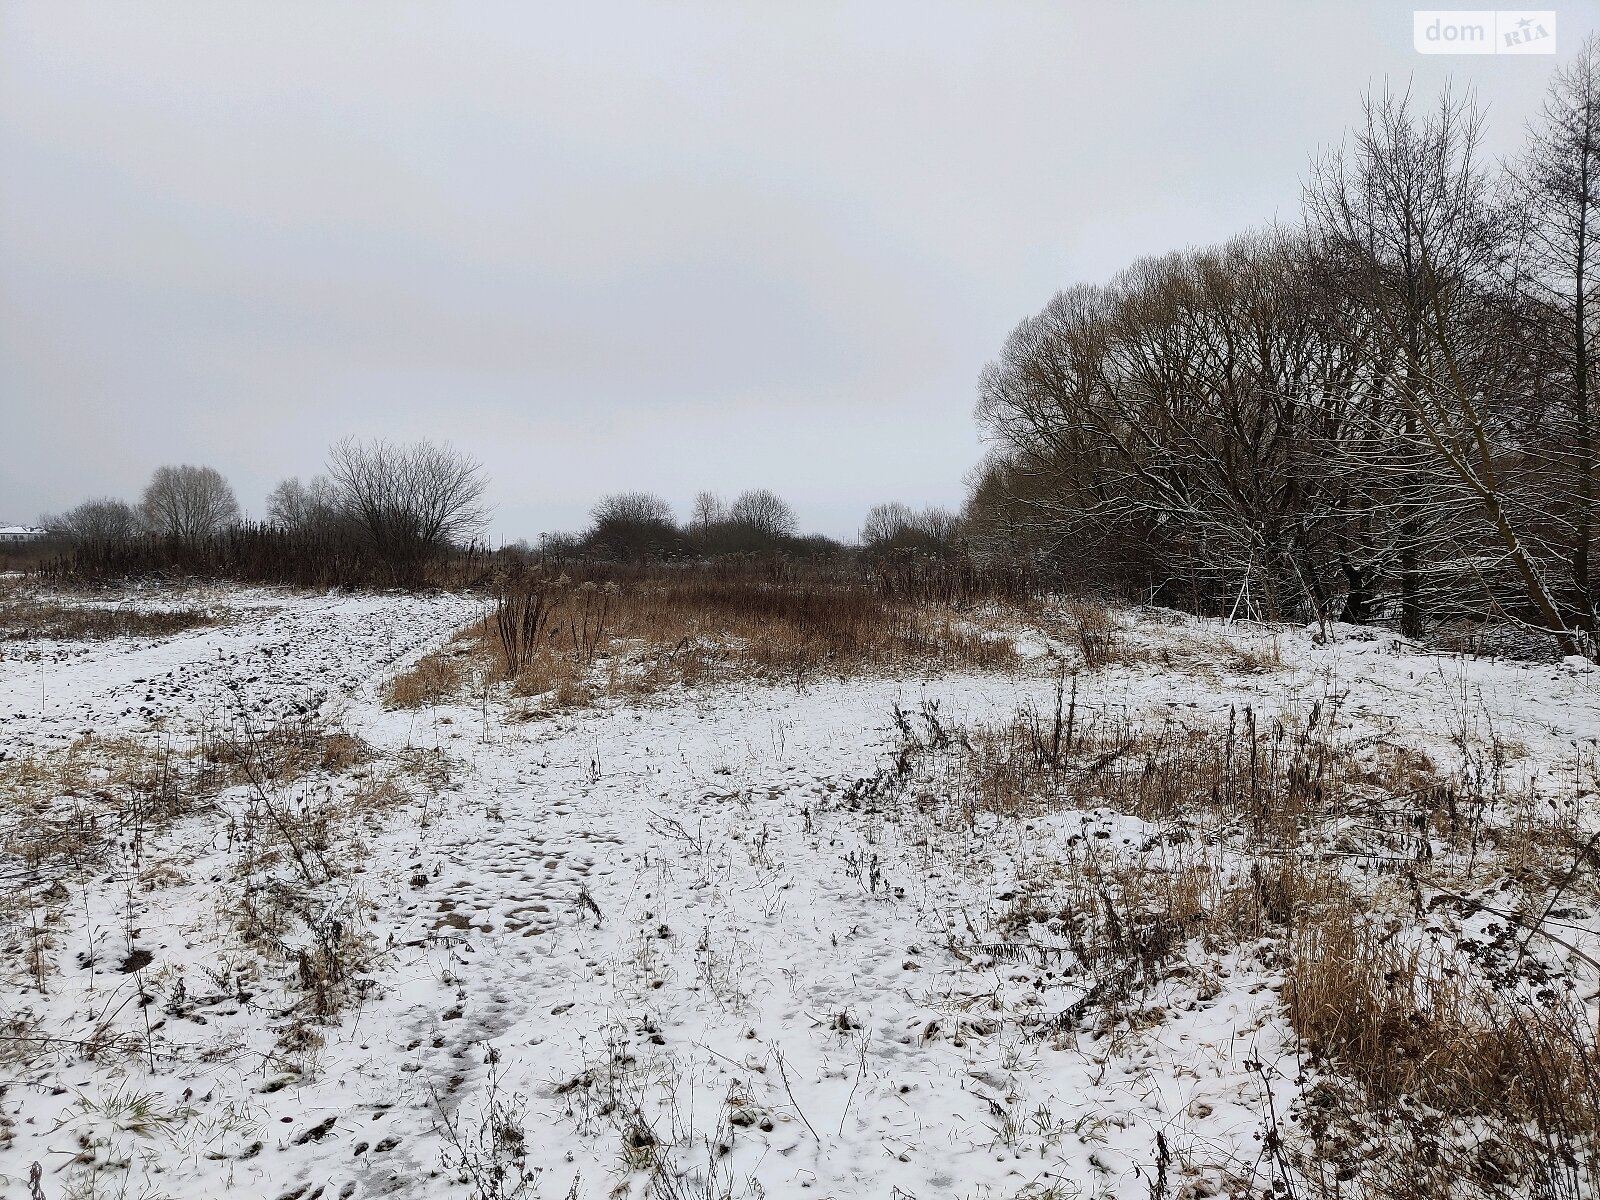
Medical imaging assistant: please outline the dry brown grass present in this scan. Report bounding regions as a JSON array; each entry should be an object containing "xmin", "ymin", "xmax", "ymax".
[
  {"xmin": 0, "ymin": 735, "xmax": 203, "ymax": 875},
  {"xmin": 200, "ymin": 722, "xmax": 372, "ymax": 785},
  {"xmin": 0, "ymin": 718, "xmax": 385, "ymax": 1000},
  {"xmin": 0, "ymin": 722, "xmax": 377, "ymax": 894},
  {"xmin": 866, "ymin": 685, "xmax": 1600, "ymax": 1198},
  {"xmin": 482, "ymin": 568, "xmax": 1020, "ymax": 709},
  {"xmin": 1060, "ymin": 598, "xmax": 1122, "ymax": 668},
  {"xmin": 1133, "ymin": 621, "xmax": 1289, "ymax": 683},
  {"xmin": 383, "ymin": 644, "xmax": 475, "ymax": 708},
  {"xmin": 1287, "ymin": 910, "xmax": 1600, "ymax": 1198},
  {"xmin": 1289, "ymin": 914, "xmax": 1600, "ymax": 1116},
  {"xmin": 0, "ymin": 737, "xmax": 174, "ymax": 990},
  {"xmin": 0, "ymin": 594, "xmax": 215, "ymax": 641},
  {"xmin": 936, "ymin": 687, "xmax": 1355, "ymax": 845}
]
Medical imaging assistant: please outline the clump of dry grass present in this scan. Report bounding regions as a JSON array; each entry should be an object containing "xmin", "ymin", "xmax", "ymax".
[
  {"xmin": 931, "ymin": 685, "xmax": 1355, "ymax": 846},
  {"xmin": 0, "ymin": 723, "xmax": 371, "ymax": 883},
  {"xmin": 0, "ymin": 734, "xmax": 208, "ymax": 878},
  {"xmin": 199, "ymin": 721, "xmax": 372, "ymax": 788},
  {"xmin": 0, "ymin": 679, "xmax": 453, "ymax": 1112},
  {"xmin": 1135, "ymin": 622, "xmax": 1290, "ymax": 683},
  {"xmin": 0, "ymin": 737, "xmax": 185, "ymax": 990},
  {"xmin": 213, "ymin": 726, "xmax": 451, "ymax": 1056},
  {"xmin": 1061, "ymin": 598, "xmax": 1121, "ymax": 668},
  {"xmin": 1288, "ymin": 914, "xmax": 1600, "ymax": 1118},
  {"xmin": 1287, "ymin": 910, "xmax": 1600, "ymax": 1198},
  {"xmin": 384, "ymin": 644, "xmax": 475, "ymax": 708},
  {"xmin": 0, "ymin": 717, "xmax": 385, "ymax": 1002}
]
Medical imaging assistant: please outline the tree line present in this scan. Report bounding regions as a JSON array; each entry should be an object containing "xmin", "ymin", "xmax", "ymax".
[
  {"xmin": 531, "ymin": 490, "xmax": 963, "ymax": 563},
  {"xmin": 39, "ymin": 438, "xmax": 489, "ymax": 585},
  {"xmin": 967, "ymin": 42, "xmax": 1600, "ymax": 653},
  {"xmin": 36, "ymin": 435, "xmax": 969, "ymax": 584}
]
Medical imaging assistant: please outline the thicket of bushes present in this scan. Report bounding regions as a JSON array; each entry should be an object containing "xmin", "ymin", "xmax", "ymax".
[
  {"xmin": 968, "ymin": 49, "xmax": 1600, "ymax": 655},
  {"xmin": 38, "ymin": 523, "xmax": 496, "ymax": 590}
]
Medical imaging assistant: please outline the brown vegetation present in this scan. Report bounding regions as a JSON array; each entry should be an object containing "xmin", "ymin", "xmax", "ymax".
[
  {"xmin": 0, "ymin": 593, "xmax": 215, "ymax": 641},
  {"xmin": 868, "ymin": 684, "xmax": 1600, "ymax": 1199},
  {"xmin": 383, "ymin": 645, "xmax": 474, "ymax": 708},
  {"xmin": 1287, "ymin": 912, "xmax": 1600, "ymax": 1198},
  {"xmin": 480, "ymin": 563, "xmax": 1024, "ymax": 709}
]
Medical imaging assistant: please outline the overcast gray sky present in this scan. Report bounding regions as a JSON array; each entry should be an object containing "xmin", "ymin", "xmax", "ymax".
[{"xmin": 2, "ymin": 1, "xmax": 1595, "ymax": 540}]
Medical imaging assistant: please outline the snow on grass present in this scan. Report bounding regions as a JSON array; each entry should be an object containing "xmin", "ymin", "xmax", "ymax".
[
  {"xmin": 0, "ymin": 585, "xmax": 484, "ymax": 755},
  {"xmin": 0, "ymin": 587, "xmax": 1596, "ymax": 1199}
]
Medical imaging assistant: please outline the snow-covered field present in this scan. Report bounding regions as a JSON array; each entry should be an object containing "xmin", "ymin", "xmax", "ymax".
[
  {"xmin": 0, "ymin": 586, "xmax": 484, "ymax": 752},
  {"xmin": 1, "ymin": 585, "xmax": 1596, "ymax": 1200}
]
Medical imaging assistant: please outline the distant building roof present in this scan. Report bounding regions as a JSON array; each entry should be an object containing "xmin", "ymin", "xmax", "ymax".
[{"xmin": 0, "ymin": 525, "xmax": 48, "ymax": 537}]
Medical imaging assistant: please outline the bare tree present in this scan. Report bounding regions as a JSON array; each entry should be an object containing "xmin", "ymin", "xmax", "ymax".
[
  {"xmin": 1305, "ymin": 87, "xmax": 1504, "ymax": 635},
  {"xmin": 265, "ymin": 475, "xmax": 341, "ymax": 535},
  {"xmin": 861, "ymin": 502, "xmax": 917, "ymax": 547},
  {"xmin": 1512, "ymin": 33, "xmax": 1600, "ymax": 636},
  {"xmin": 591, "ymin": 491, "xmax": 674, "ymax": 527},
  {"xmin": 690, "ymin": 490, "xmax": 726, "ymax": 526},
  {"xmin": 325, "ymin": 438, "xmax": 489, "ymax": 567},
  {"xmin": 976, "ymin": 231, "xmax": 1359, "ymax": 615},
  {"xmin": 1310, "ymin": 86, "xmax": 1579, "ymax": 650},
  {"xmin": 140, "ymin": 465, "xmax": 241, "ymax": 542},
  {"xmin": 41, "ymin": 497, "xmax": 140, "ymax": 546},
  {"xmin": 586, "ymin": 491, "xmax": 680, "ymax": 560},
  {"xmin": 970, "ymin": 63, "xmax": 1599, "ymax": 652},
  {"xmin": 861, "ymin": 502, "xmax": 962, "ymax": 555},
  {"xmin": 728, "ymin": 489, "xmax": 797, "ymax": 541}
]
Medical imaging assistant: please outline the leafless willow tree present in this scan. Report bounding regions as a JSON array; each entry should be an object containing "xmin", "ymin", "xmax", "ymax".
[
  {"xmin": 586, "ymin": 491, "xmax": 680, "ymax": 560},
  {"xmin": 41, "ymin": 497, "xmax": 140, "ymax": 546},
  {"xmin": 976, "ymin": 230, "xmax": 1362, "ymax": 616},
  {"xmin": 728, "ymin": 489, "xmax": 797, "ymax": 541},
  {"xmin": 325, "ymin": 438, "xmax": 489, "ymax": 568},
  {"xmin": 973, "ymin": 56, "xmax": 1600, "ymax": 652},
  {"xmin": 139, "ymin": 465, "xmax": 241, "ymax": 542},
  {"xmin": 265, "ymin": 475, "xmax": 341, "ymax": 535},
  {"xmin": 592, "ymin": 491, "xmax": 673, "ymax": 527},
  {"xmin": 861, "ymin": 502, "xmax": 918, "ymax": 546},
  {"xmin": 861, "ymin": 501, "xmax": 962, "ymax": 555}
]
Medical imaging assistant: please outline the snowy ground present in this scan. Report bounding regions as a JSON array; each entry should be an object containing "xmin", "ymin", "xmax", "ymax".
[
  {"xmin": 0, "ymin": 586, "xmax": 1596, "ymax": 1200},
  {"xmin": 0, "ymin": 586, "xmax": 485, "ymax": 753}
]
